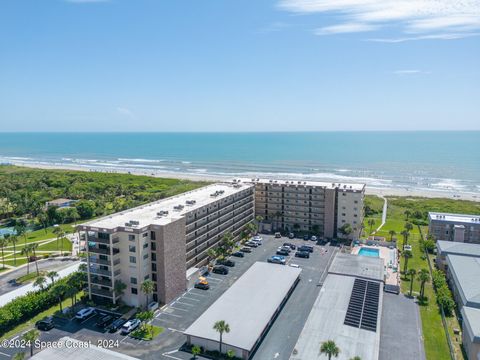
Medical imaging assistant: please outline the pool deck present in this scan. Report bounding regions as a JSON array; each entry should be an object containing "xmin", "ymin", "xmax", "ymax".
[{"xmin": 351, "ymin": 245, "xmax": 399, "ymax": 287}]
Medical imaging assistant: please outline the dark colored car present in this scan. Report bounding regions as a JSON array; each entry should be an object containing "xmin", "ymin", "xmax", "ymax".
[
  {"xmin": 194, "ymin": 281, "xmax": 210, "ymax": 290},
  {"xmin": 298, "ymin": 245, "xmax": 314, "ymax": 253},
  {"xmin": 96, "ymin": 314, "xmax": 115, "ymax": 328},
  {"xmin": 35, "ymin": 317, "xmax": 54, "ymax": 331},
  {"xmin": 240, "ymin": 247, "xmax": 252, "ymax": 253},
  {"xmin": 283, "ymin": 242, "xmax": 296, "ymax": 250},
  {"xmin": 108, "ymin": 318, "xmax": 127, "ymax": 333},
  {"xmin": 276, "ymin": 249, "xmax": 290, "ymax": 256},
  {"xmin": 303, "ymin": 234, "xmax": 310, "ymax": 240},
  {"xmin": 212, "ymin": 265, "xmax": 229, "ymax": 275},
  {"xmin": 295, "ymin": 251, "xmax": 310, "ymax": 258},
  {"xmin": 288, "ymin": 233, "xmax": 295, "ymax": 239},
  {"xmin": 217, "ymin": 259, "xmax": 235, "ymax": 267},
  {"xmin": 232, "ymin": 251, "xmax": 244, "ymax": 257}
]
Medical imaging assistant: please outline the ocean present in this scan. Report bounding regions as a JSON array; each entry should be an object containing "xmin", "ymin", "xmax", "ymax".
[{"xmin": 0, "ymin": 132, "xmax": 479, "ymax": 195}]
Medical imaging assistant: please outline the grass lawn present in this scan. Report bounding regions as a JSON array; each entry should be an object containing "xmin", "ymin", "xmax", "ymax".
[
  {"xmin": 16, "ymin": 270, "xmax": 46, "ymax": 284},
  {"xmin": 130, "ymin": 324, "xmax": 164, "ymax": 340},
  {"xmin": 0, "ymin": 290, "xmax": 84, "ymax": 341},
  {"xmin": 36, "ymin": 237, "xmax": 72, "ymax": 252},
  {"xmin": 22, "ymin": 224, "xmax": 75, "ymax": 244}
]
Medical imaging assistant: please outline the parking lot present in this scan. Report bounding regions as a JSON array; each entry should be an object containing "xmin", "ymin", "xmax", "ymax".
[{"xmin": 0, "ymin": 234, "xmax": 338, "ymax": 360}]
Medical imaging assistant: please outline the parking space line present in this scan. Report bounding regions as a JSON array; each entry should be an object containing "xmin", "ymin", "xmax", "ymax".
[
  {"xmin": 158, "ymin": 312, "xmax": 183, "ymax": 318},
  {"xmin": 180, "ymin": 296, "xmax": 200, "ymax": 302},
  {"xmin": 174, "ymin": 301, "xmax": 194, "ymax": 307},
  {"xmin": 187, "ymin": 291, "xmax": 206, "ymax": 297},
  {"xmin": 0, "ymin": 351, "xmax": 11, "ymax": 358},
  {"xmin": 120, "ymin": 335, "xmax": 129, "ymax": 343},
  {"xmin": 168, "ymin": 306, "xmax": 189, "ymax": 312}
]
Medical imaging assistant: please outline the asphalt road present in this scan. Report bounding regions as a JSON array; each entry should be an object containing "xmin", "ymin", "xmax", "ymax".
[{"xmin": 0, "ymin": 258, "xmax": 80, "ymax": 296}]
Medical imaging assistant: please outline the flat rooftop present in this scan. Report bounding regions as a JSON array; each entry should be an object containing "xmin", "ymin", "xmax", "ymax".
[
  {"xmin": 184, "ymin": 261, "xmax": 301, "ymax": 352},
  {"xmin": 429, "ymin": 212, "xmax": 480, "ymax": 225},
  {"xmin": 290, "ymin": 273, "xmax": 382, "ymax": 360},
  {"xmin": 80, "ymin": 182, "xmax": 252, "ymax": 230},
  {"xmin": 238, "ymin": 177, "xmax": 365, "ymax": 192},
  {"xmin": 447, "ymin": 255, "xmax": 480, "ymax": 307},
  {"xmin": 461, "ymin": 307, "xmax": 480, "ymax": 343},
  {"xmin": 31, "ymin": 337, "xmax": 139, "ymax": 360},
  {"xmin": 329, "ymin": 253, "xmax": 385, "ymax": 282},
  {"xmin": 437, "ymin": 240, "xmax": 480, "ymax": 258}
]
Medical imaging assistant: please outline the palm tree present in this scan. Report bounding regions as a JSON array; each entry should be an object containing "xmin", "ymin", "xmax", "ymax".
[
  {"xmin": 33, "ymin": 276, "xmax": 47, "ymax": 291},
  {"xmin": 350, "ymin": 357, "xmax": 362, "ymax": 360},
  {"xmin": 274, "ymin": 211, "xmax": 282, "ymax": 231},
  {"xmin": 191, "ymin": 345, "xmax": 201, "ymax": 359},
  {"xmin": 9, "ymin": 235, "xmax": 19, "ymax": 266},
  {"xmin": 114, "ymin": 279, "xmax": 127, "ymax": 300},
  {"xmin": 401, "ymin": 230, "xmax": 410, "ymax": 245},
  {"xmin": 12, "ymin": 352, "xmax": 25, "ymax": 360},
  {"xmin": 404, "ymin": 222, "xmax": 413, "ymax": 232},
  {"xmin": 22, "ymin": 329, "xmax": 40, "ymax": 357},
  {"xmin": 14, "ymin": 223, "xmax": 27, "ymax": 247},
  {"xmin": 407, "ymin": 269, "xmax": 416, "ymax": 297},
  {"xmin": 47, "ymin": 270, "xmax": 59, "ymax": 285},
  {"xmin": 388, "ymin": 230, "xmax": 396, "ymax": 241},
  {"xmin": 21, "ymin": 246, "xmax": 31, "ymax": 275},
  {"xmin": 51, "ymin": 283, "xmax": 67, "ymax": 312},
  {"xmin": 65, "ymin": 284, "xmax": 78, "ymax": 308},
  {"xmin": 226, "ymin": 350, "xmax": 235, "ymax": 359},
  {"xmin": 140, "ymin": 279, "xmax": 155, "ymax": 309},
  {"xmin": 53, "ymin": 227, "xmax": 65, "ymax": 253},
  {"xmin": 367, "ymin": 219, "xmax": 376, "ymax": 234},
  {"xmin": 213, "ymin": 320, "xmax": 230, "ymax": 354},
  {"xmin": 320, "ymin": 340, "xmax": 340, "ymax": 360},
  {"xmin": 402, "ymin": 250, "xmax": 412, "ymax": 274},
  {"xmin": 418, "ymin": 268, "xmax": 430, "ymax": 300},
  {"xmin": 0, "ymin": 237, "xmax": 8, "ymax": 269},
  {"xmin": 404, "ymin": 210, "xmax": 411, "ymax": 221},
  {"xmin": 31, "ymin": 243, "xmax": 40, "ymax": 275}
]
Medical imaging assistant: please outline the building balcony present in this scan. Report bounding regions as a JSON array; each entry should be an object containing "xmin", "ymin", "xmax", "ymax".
[
  {"xmin": 88, "ymin": 246, "xmax": 120, "ymax": 256},
  {"xmin": 89, "ymin": 268, "xmax": 112, "ymax": 276},
  {"xmin": 90, "ymin": 287, "xmax": 114, "ymax": 298},
  {"xmin": 87, "ymin": 236, "xmax": 110, "ymax": 245},
  {"xmin": 91, "ymin": 277, "xmax": 113, "ymax": 287}
]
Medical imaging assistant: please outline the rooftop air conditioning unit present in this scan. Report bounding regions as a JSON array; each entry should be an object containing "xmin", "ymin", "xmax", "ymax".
[{"xmin": 186, "ymin": 200, "xmax": 196, "ymax": 205}]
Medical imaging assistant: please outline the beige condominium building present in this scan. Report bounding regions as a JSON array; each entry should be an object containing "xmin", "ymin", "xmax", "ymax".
[
  {"xmin": 77, "ymin": 182, "xmax": 254, "ymax": 307},
  {"xmin": 429, "ymin": 212, "xmax": 480, "ymax": 244},
  {"xmin": 247, "ymin": 178, "xmax": 365, "ymax": 240}
]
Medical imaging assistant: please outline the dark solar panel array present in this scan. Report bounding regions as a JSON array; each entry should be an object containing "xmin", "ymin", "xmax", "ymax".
[{"xmin": 344, "ymin": 278, "xmax": 380, "ymax": 332}]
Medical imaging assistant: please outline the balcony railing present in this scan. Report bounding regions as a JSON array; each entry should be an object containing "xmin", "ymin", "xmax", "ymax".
[
  {"xmin": 88, "ymin": 257, "xmax": 110, "ymax": 266},
  {"xmin": 88, "ymin": 246, "xmax": 120, "ymax": 255},
  {"xmin": 90, "ymin": 287, "xmax": 114, "ymax": 298},
  {"xmin": 89, "ymin": 268, "xmax": 111, "ymax": 276},
  {"xmin": 87, "ymin": 236, "xmax": 110, "ymax": 245},
  {"xmin": 90, "ymin": 277, "xmax": 113, "ymax": 287}
]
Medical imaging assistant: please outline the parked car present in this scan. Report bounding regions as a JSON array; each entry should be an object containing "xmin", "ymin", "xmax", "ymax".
[
  {"xmin": 194, "ymin": 280, "xmax": 210, "ymax": 290},
  {"xmin": 108, "ymin": 318, "xmax": 127, "ymax": 333},
  {"xmin": 251, "ymin": 239, "xmax": 262, "ymax": 246},
  {"xmin": 278, "ymin": 245, "xmax": 292, "ymax": 253},
  {"xmin": 298, "ymin": 245, "xmax": 314, "ymax": 253},
  {"xmin": 303, "ymin": 234, "xmax": 310, "ymax": 240},
  {"xmin": 96, "ymin": 314, "xmax": 115, "ymax": 328},
  {"xmin": 245, "ymin": 241, "xmax": 258, "ymax": 248},
  {"xmin": 295, "ymin": 251, "xmax": 310, "ymax": 258},
  {"xmin": 75, "ymin": 307, "xmax": 96, "ymax": 321},
  {"xmin": 35, "ymin": 317, "xmax": 54, "ymax": 331},
  {"xmin": 252, "ymin": 235, "xmax": 263, "ymax": 243},
  {"xmin": 121, "ymin": 319, "xmax": 141, "ymax": 334},
  {"xmin": 240, "ymin": 247, "xmax": 252, "ymax": 253},
  {"xmin": 217, "ymin": 259, "xmax": 235, "ymax": 267},
  {"xmin": 267, "ymin": 255, "xmax": 286, "ymax": 264},
  {"xmin": 288, "ymin": 233, "xmax": 295, "ymax": 239},
  {"xmin": 276, "ymin": 249, "xmax": 290, "ymax": 256},
  {"xmin": 212, "ymin": 265, "xmax": 229, "ymax": 275},
  {"xmin": 311, "ymin": 235, "xmax": 318, "ymax": 242},
  {"xmin": 274, "ymin": 232, "xmax": 282, "ymax": 238},
  {"xmin": 232, "ymin": 251, "xmax": 244, "ymax": 257},
  {"xmin": 283, "ymin": 243, "xmax": 296, "ymax": 250}
]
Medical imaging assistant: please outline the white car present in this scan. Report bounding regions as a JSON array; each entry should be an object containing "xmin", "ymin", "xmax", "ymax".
[
  {"xmin": 251, "ymin": 237, "xmax": 262, "ymax": 245},
  {"xmin": 253, "ymin": 235, "xmax": 263, "ymax": 241},
  {"xmin": 277, "ymin": 246, "xmax": 291, "ymax": 253},
  {"xmin": 75, "ymin": 307, "xmax": 96, "ymax": 320},
  {"xmin": 311, "ymin": 236, "xmax": 318, "ymax": 241},
  {"xmin": 121, "ymin": 319, "xmax": 141, "ymax": 334}
]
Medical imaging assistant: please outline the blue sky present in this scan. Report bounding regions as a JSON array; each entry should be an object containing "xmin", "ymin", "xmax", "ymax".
[{"xmin": 0, "ymin": 0, "xmax": 479, "ymax": 132}]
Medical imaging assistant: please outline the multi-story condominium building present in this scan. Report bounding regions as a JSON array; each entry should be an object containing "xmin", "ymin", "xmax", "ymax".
[
  {"xmin": 77, "ymin": 182, "xmax": 254, "ymax": 307},
  {"xmin": 247, "ymin": 178, "xmax": 365, "ymax": 239},
  {"xmin": 429, "ymin": 212, "xmax": 480, "ymax": 244}
]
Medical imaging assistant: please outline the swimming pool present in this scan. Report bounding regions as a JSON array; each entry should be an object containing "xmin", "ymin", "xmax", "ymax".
[{"xmin": 358, "ymin": 247, "xmax": 380, "ymax": 258}]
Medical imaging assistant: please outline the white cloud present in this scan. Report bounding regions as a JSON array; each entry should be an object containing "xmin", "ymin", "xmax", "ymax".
[
  {"xmin": 393, "ymin": 69, "xmax": 430, "ymax": 75},
  {"xmin": 278, "ymin": 0, "xmax": 480, "ymax": 39},
  {"xmin": 367, "ymin": 32, "xmax": 480, "ymax": 42},
  {"xmin": 315, "ymin": 22, "xmax": 377, "ymax": 35}
]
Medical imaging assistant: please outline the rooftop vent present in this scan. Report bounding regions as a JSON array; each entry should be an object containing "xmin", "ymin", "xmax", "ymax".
[
  {"xmin": 186, "ymin": 200, "xmax": 196, "ymax": 205},
  {"xmin": 210, "ymin": 190, "xmax": 225, "ymax": 197},
  {"xmin": 125, "ymin": 220, "xmax": 140, "ymax": 227},
  {"xmin": 156, "ymin": 210, "xmax": 169, "ymax": 217},
  {"xmin": 173, "ymin": 204, "xmax": 184, "ymax": 211}
]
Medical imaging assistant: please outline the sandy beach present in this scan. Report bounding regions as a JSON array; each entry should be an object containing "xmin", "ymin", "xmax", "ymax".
[{"xmin": 7, "ymin": 161, "xmax": 479, "ymax": 202}]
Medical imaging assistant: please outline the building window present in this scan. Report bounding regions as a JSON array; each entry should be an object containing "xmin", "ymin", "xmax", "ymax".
[
  {"xmin": 130, "ymin": 277, "xmax": 137, "ymax": 284},
  {"xmin": 144, "ymin": 275, "xmax": 149, "ymax": 280},
  {"xmin": 128, "ymin": 234, "xmax": 135, "ymax": 241},
  {"xmin": 131, "ymin": 287, "xmax": 137, "ymax": 294},
  {"xmin": 151, "ymin": 253, "xmax": 156, "ymax": 261},
  {"xmin": 129, "ymin": 256, "xmax": 136, "ymax": 264},
  {"xmin": 151, "ymin": 242, "xmax": 156, "ymax": 251},
  {"xmin": 142, "ymin": 232, "xmax": 148, "ymax": 237},
  {"xmin": 143, "ymin": 254, "xmax": 148, "ymax": 260},
  {"xmin": 143, "ymin": 243, "xmax": 148, "ymax": 249},
  {"xmin": 98, "ymin": 232, "xmax": 109, "ymax": 240},
  {"xmin": 129, "ymin": 245, "xmax": 136, "ymax": 252},
  {"xmin": 150, "ymin": 231, "xmax": 156, "ymax": 240},
  {"xmin": 152, "ymin": 273, "xmax": 157, "ymax": 281},
  {"xmin": 151, "ymin": 263, "xmax": 157, "ymax": 272}
]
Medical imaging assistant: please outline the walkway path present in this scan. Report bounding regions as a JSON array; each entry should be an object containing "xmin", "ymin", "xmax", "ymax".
[
  {"xmin": 374, "ymin": 196, "xmax": 388, "ymax": 233},
  {"xmin": 0, "ymin": 261, "xmax": 81, "ymax": 306}
]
